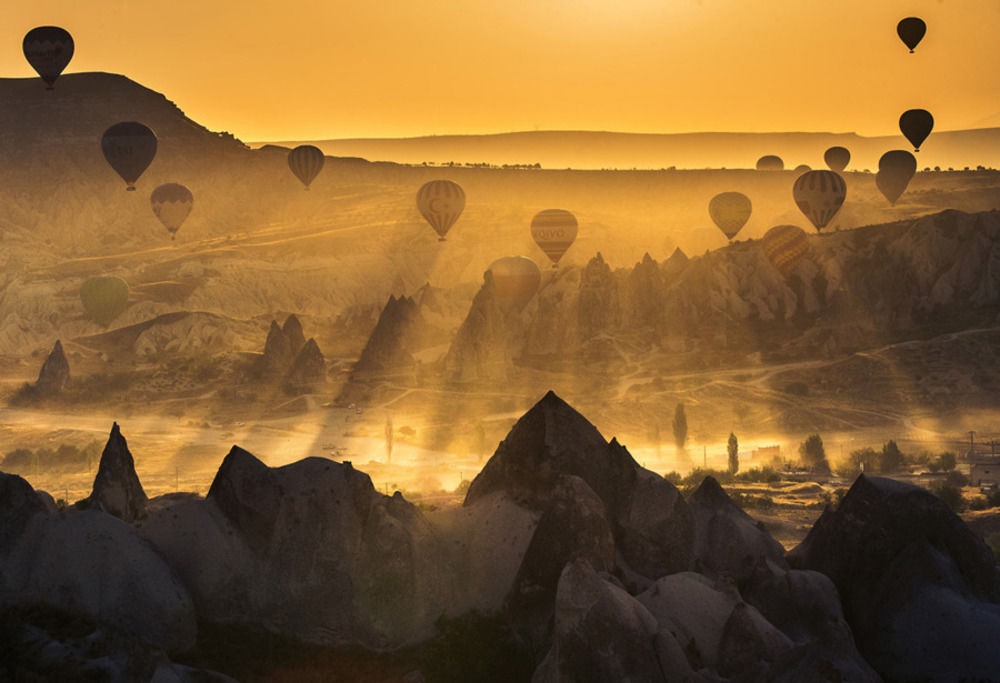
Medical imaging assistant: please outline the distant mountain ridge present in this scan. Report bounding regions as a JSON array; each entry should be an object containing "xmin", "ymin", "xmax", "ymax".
[{"xmin": 259, "ymin": 128, "xmax": 1000, "ymax": 171}]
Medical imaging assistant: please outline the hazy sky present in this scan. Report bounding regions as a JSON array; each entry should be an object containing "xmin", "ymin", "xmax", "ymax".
[{"xmin": 4, "ymin": 1, "xmax": 1000, "ymax": 141}]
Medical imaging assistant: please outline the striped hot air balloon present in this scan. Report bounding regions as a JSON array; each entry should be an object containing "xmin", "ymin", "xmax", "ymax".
[
  {"xmin": 417, "ymin": 180, "xmax": 465, "ymax": 241},
  {"xmin": 488, "ymin": 256, "xmax": 541, "ymax": 311},
  {"xmin": 761, "ymin": 225, "xmax": 809, "ymax": 277},
  {"xmin": 756, "ymin": 155, "xmax": 784, "ymax": 171},
  {"xmin": 150, "ymin": 183, "xmax": 194, "ymax": 239},
  {"xmin": 23, "ymin": 26, "xmax": 74, "ymax": 89},
  {"xmin": 708, "ymin": 192, "xmax": 751, "ymax": 241},
  {"xmin": 288, "ymin": 145, "xmax": 325, "ymax": 189},
  {"xmin": 101, "ymin": 122, "xmax": 157, "ymax": 191},
  {"xmin": 531, "ymin": 209, "xmax": 578, "ymax": 267},
  {"xmin": 793, "ymin": 170, "xmax": 846, "ymax": 231}
]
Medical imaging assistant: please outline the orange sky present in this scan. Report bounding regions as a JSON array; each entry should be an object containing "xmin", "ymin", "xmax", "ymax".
[{"xmin": 4, "ymin": 1, "xmax": 1000, "ymax": 141}]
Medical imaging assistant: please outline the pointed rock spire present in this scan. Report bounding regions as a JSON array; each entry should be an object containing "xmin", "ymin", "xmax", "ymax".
[{"xmin": 85, "ymin": 422, "xmax": 148, "ymax": 522}]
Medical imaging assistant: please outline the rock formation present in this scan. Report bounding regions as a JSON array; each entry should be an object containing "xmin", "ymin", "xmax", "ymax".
[
  {"xmin": 84, "ymin": 422, "xmax": 148, "ymax": 522},
  {"xmin": 260, "ymin": 320, "xmax": 293, "ymax": 377},
  {"xmin": 789, "ymin": 474, "xmax": 1000, "ymax": 681},
  {"xmin": 443, "ymin": 271, "xmax": 518, "ymax": 383},
  {"xmin": 465, "ymin": 390, "xmax": 692, "ymax": 581},
  {"xmin": 141, "ymin": 447, "xmax": 453, "ymax": 648},
  {"xmin": 286, "ymin": 338, "xmax": 326, "ymax": 393},
  {"xmin": 33, "ymin": 339, "xmax": 70, "ymax": 397},
  {"xmin": 352, "ymin": 295, "xmax": 422, "ymax": 376},
  {"xmin": 282, "ymin": 313, "xmax": 306, "ymax": 357}
]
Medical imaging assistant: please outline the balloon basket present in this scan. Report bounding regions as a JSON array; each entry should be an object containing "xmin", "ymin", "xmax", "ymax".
[
  {"xmin": 126, "ymin": 186, "xmax": 136, "ymax": 192},
  {"xmin": 438, "ymin": 237, "xmax": 446, "ymax": 242}
]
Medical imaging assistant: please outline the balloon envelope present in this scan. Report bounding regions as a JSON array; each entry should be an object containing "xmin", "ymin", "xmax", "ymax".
[
  {"xmin": 756, "ymin": 155, "xmax": 784, "ymax": 171},
  {"xmin": 824, "ymin": 146, "xmax": 850, "ymax": 172},
  {"xmin": 876, "ymin": 150, "xmax": 917, "ymax": 205},
  {"xmin": 23, "ymin": 26, "xmax": 73, "ymax": 88},
  {"xmin": 101, "ymin": 122, "xmax": 157, "ymax": 190},
  {"xmin": 80, "ymin": 277, "xmax": 129, "ymax": 327},
  {"xmin": 531, "ymin": 209, "xmax": 578, "ymax": 266},
  {"xmin": 150, "ymin": 183, "xmax": 194, "ymax": 239},
  {"xmin": 417, "ymin": 180, "xmax": 466, "ymax": 240},
  {"xmin": 288, "ymin": 145, "xmax": 325, "ymax": 189},
  {"xmin": 762, "ymin": 225, "xmax": 809, "ymax": 277},
  {"xmin": 899, "ymin": 109, "xmax": 934, "ymax": 152},
  {"xmin": 489, "ymin": 256, "xmax": 541, "ymax": 310},
  {"xmin": 793, "ymin": 170, "xmax": 846, "ymax": 231},
  {"xmin": 897, "ymin": 17, "xmax": 926, "ymax": 53},
  {"xmin": 708, "ymin": 192, "xmax": 752, "ymax": 240}
]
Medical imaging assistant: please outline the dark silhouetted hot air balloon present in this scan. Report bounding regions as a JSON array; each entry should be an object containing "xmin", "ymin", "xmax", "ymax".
[
  {"xmin": 794, "ymin": 164, "xmax": 812, "ymax": 175},
  {"xmin": 80, "ymin": 276, "xmax": 129, "ymax": 327},
  {"xmin": 899, "ymin": 109, "xmax": 933, "ymax": 152},
  {"xmin": 489, "ymin": 257, "xmax": 541, "ymax": 311},
  {"xmin": 417, "ymin": 180, "xmax": 465, "ymax": 241},
  {"xmin": 876, "ymin": 150, "xmax": 917, "ymax": 205},
  {"xmin": 761, "ymin": 225, "xmax": 809, "ymax": 276},
  {"xmin": 897, "ymin": 17, "xmax": 926, "ymax": 53},
  {"xmin": 150, "ymin": 184, "xmax": 194, "ymax": 239},
  {"xmin": 101, "ymin": 122, "xmax": 157, "ymax": 191},
  {"xmin": 23, "ymin": 27, "xmax": 73, "ymax": 89},
  {"xmin": 708, "ymin": 192, "xmax": 751, "ymax": 241},
  {"xmin": 531, "ymin": 209, "xmax": 578, "ymax": 267},
  {"xmin": 824, "ymin": 146, "xmax": 850, "ymax": 172},
  {"xmin": 756, "ymin": 155, "xmax": 784, "ymax": 171},
  {"xmin": 793, "ymin": 170, "xmax": 846, "ymax": 232},
  {"xmin": 288, "ymin": 145, "xmax": 325, "ymax": 189}
]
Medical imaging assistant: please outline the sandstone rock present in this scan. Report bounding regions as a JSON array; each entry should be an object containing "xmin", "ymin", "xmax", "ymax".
[
  {"xmin": 533, "ymin": 558, "xmax": 665, "ymax": 683},
  {"xmin": 84, "ymin": 422, "xmax": 148, "ymax": 523},
  {"xmin": 789, "ymin": 474, "xmax": 1000, "ymax": 680},
  {"xmin": 34, "ymin": 339, "xmax": 70, "ymax": 397},
  {"xmin": 465, "ymin": 391, "xmax": 692, "ymax": 579},
  {"xmin": 505, "ymin": 475, "xmax": 616, "ymax": 656},
  {"xmin": 281, "ymin": 313, "xmax": 306, "ymax": 357},
  {"xmin": 688, "ymin": 476, "xmax": 787, "ymax": 584},
  {"xmin": 286, "ymin": 337, "xmax": 326, "ymax": 393}
]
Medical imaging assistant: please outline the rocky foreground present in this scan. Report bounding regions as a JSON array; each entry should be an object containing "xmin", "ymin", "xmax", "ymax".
[{"xmin": 2, "ymin": 392, "xmax": 999, "ymax": 681}]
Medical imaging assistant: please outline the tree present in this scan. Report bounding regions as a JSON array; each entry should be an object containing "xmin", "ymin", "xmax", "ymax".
[
  {"xmin": 728, "ymin": 433, "xmax": 739, "ymax": 475},
  {"xmin": 880, "ymin": 440, "xmax": 905, "ymax": 473},
  {"xmin": 385, "ymin": 415, "xmax": 393, "ymax": 464},
  {"xmin": 799, "ymin": 434, "xmax": 830, "ymax": 473},
  {"xmin": 835, "ymin": 447, "xmax": 878, "ymax": 478},
  {"xmin": 672, "ymin": 403, "xmax": 687, "ymax": 449}
]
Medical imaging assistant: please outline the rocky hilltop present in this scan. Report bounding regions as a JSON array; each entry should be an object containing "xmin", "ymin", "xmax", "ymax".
[
  {"xmin": 439, "ymin": 209, "xmax": 1000, "ymax": 385},
  {"xmin": 6, "ymin": 393, "xmax": 992, "ymax": 680}
]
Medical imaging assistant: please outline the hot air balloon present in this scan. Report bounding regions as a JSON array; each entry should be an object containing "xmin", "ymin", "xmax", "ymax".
[
  {"xmin": 150, "ymin": 183, "xmax": 194, "ymax": 239},
  {"xmin": 708, "ymin": 192, "xmax": 751, "ymax": 241},
  {"xmin": 80, "ymin": 276, "xmax": 129, "ymax": 327},
  {"xmin": 288, "ymin": 145, "xmax": 325, "ymax": 189},
  {"xmin": 531, "ymin": 209, "xmax": 578, "ymax": 267},
  {"xmin": 101, "ymin": 122, "xmax": 157, "ymax": 191},
  {"xmin": 794, "ymin": 164, "xmax": 812, "ymax": 175},
  {"xmin": 756, "ymin": 155, "xmax": 784, "ymax": 171},
  {"xmin": 876, "ymin": 150, "xmax": 917, "ymax": 205},
  {"xmin": 897, "ymin": 17, "xmax": 926, "ymax": 53},
  {"xmin": 23, "ymin": 27, "xmax": 74, "ymax": 89},
  {"xmin": 761, "ymin": 225, "xmax": 809, "ymax": 277},
  {"xmin": 793, "ymin": 170, "xmax": 846, "ymax": 232},
  {"xmin": 899, "ymin": 109, "xmax": 934, "ymax": 152},
  {"xmin": 824, "ymin": 146, "xmax": 850, "ymax": 172},
  {"xmin": 488, "ymin": 257, "xmax": 541, "ymax": 311},
  {"xmin": 417, "ymin": 180, "xmax": 465, "ymax": 241}
]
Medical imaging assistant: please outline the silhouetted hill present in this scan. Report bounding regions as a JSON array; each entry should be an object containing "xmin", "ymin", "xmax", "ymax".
[
  {"xmin": 0, "ymin": 72, "xmax": 247, "ymax": 157},
  {"xmin": 260, "ymin": 128, "xmax": 1000, "ymax": 171}
]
